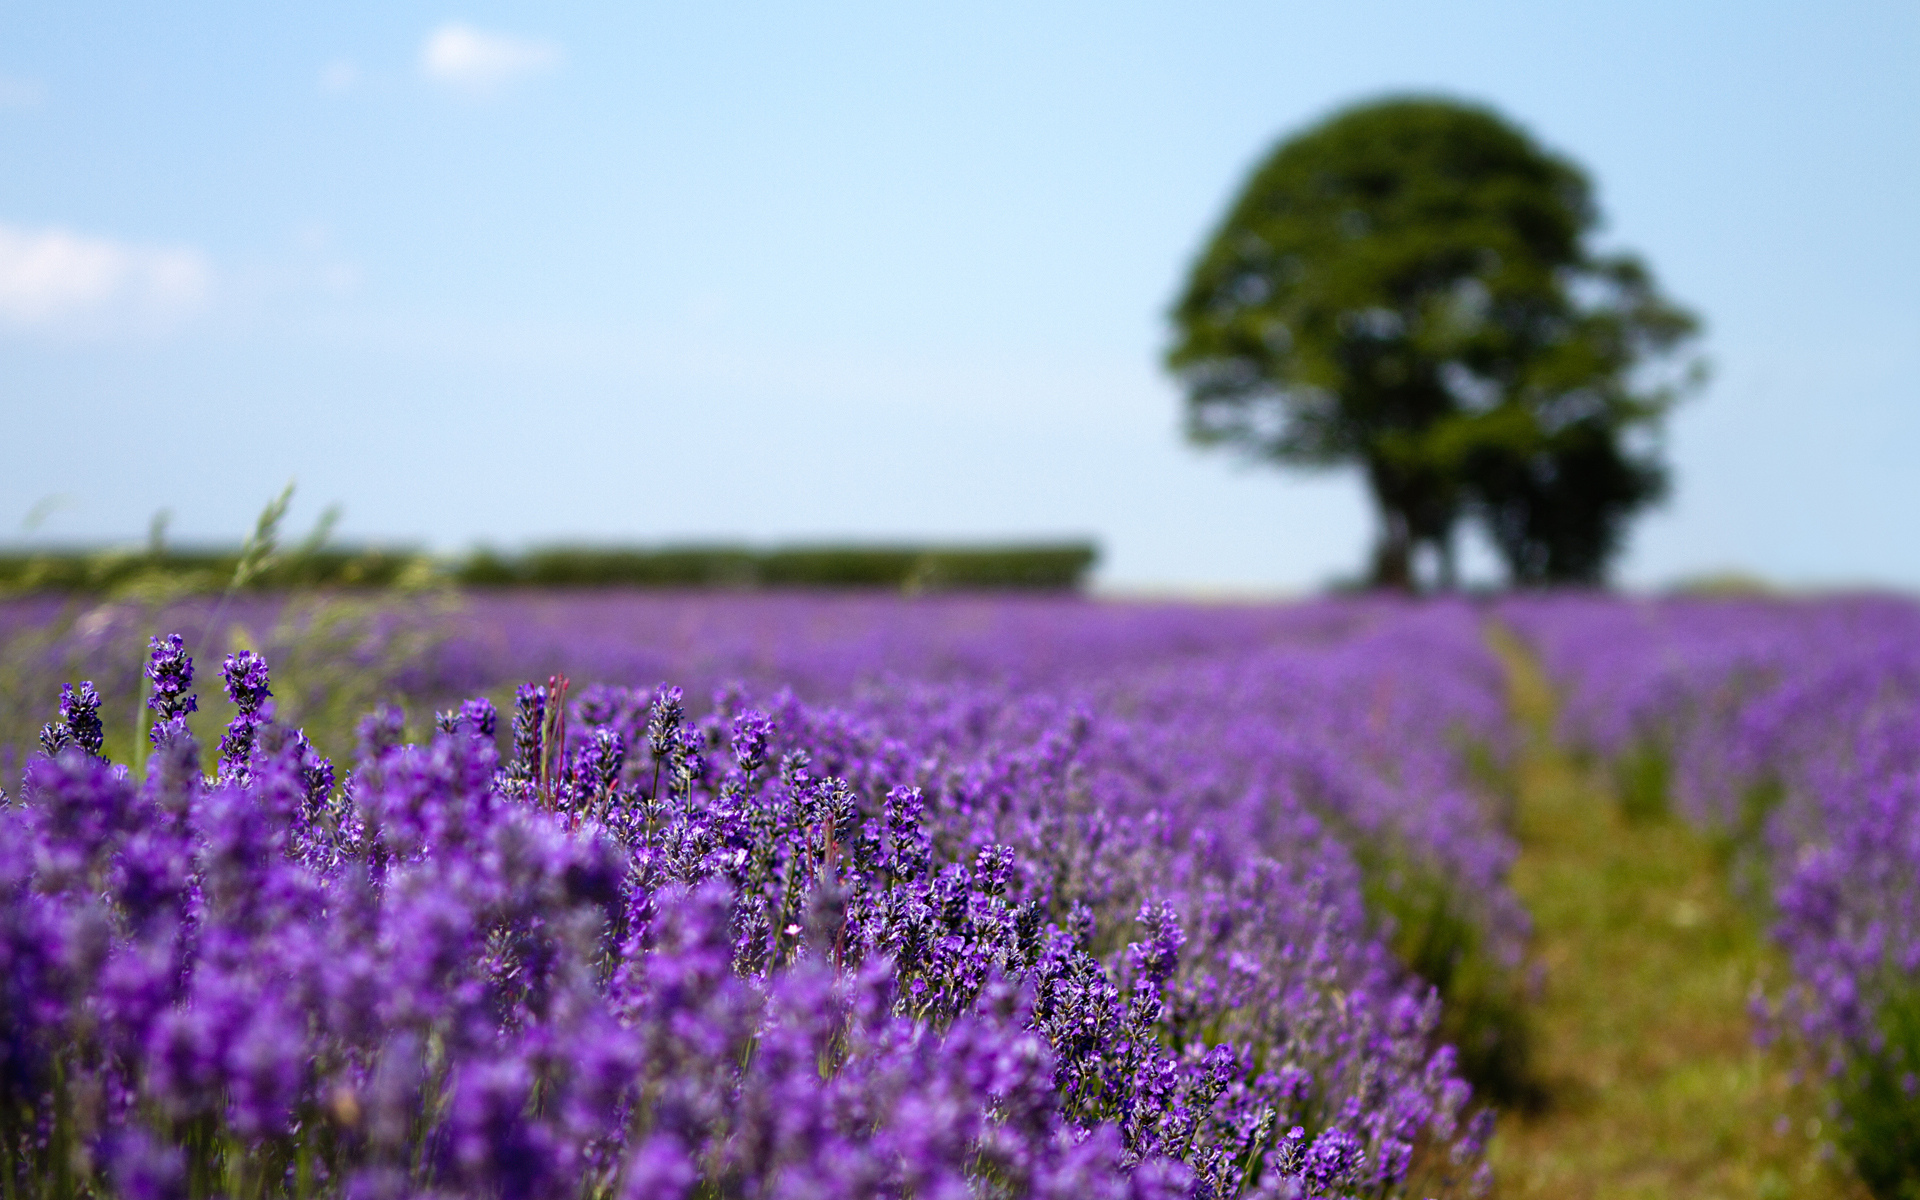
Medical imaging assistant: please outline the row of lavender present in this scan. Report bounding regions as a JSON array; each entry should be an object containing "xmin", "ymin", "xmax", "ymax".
[
  {"xmin": 1, "ymin": 596, "xmax": 1518, "ymax": 1199},
  {"xmin": 1499, "ymin": 594, "xmax": 1920, "ymax": 1196}
]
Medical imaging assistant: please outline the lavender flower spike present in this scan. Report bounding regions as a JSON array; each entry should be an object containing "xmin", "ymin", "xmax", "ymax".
[
  {"xmin": 40, "ymin": 681, "xmax": 104, "ymax": 759},
  {"xmin": 145, "ymin": 634, "xmax": 197, "ymax": 747},
  {"xmin": 63, "ymin": 682, "xmax": 105, "ymax": 755},
  {"xmin": 217, "ymin": 650, "xmax": 272, "ymax": 778},
  {"xmin": 510, "ymin": 683, "xmax": 546, "ymax": 781}
]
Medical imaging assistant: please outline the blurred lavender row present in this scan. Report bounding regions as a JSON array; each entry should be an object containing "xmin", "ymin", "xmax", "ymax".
[
  {"xmin": 1499, "ymin": 593, "xmax": 1920, "ymax": 1194},
  {"xmin": 1, "ymin": 595, "xmax": 1516, "ymax": 1198}
]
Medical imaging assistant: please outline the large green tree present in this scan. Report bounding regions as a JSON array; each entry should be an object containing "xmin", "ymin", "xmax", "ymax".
[{"xmin": 1168, "ymin": 97, "xmax": 1701, "ymax": 588}]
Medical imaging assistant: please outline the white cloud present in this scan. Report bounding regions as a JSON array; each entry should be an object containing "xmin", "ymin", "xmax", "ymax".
[
  {"xmin": 0, "ymin": 222, "xmax": 211, "ymax": 335},
  {"xmin": 419, "ymin": 23, "xmax": 560, "ymax": 92}
]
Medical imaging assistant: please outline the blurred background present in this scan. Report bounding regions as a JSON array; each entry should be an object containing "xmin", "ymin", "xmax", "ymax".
[{"xmin": 2, "ymin": 0, "xmax": 1915, "ymax": 593}]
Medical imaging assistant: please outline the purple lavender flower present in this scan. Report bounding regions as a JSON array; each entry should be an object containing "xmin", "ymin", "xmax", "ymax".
[
  {"xmin": 292, "ymin": 728, "xmax": 336, "ymax": 812},
  {"xmin": 44, "ymin": 681, "xmax": 105, "ymax": 758},
  {"xmin": 220, "ymin": 649, "xmax": 272, "ymax": 714},
  {"xmin": 1128, "ymin": 900, "xmax": 1186, "ymax": 994},
  {"xmin": 357, "ymin": 703, "xmax": 406, "ymax": 760},
  {"xmin": 1500, "ymin": 592, "xmax": 1920, "ymax": 1193},
  {"xmin": 145, "ymin": 634, "xmax": 197, "ymax": 747},
  {"xmin": 730, "ymin": 709, "xmax": 774, "ymax": 778},
  {"xmin": 884, "ymin": 785, "xmax": 930, "ymax": 880},
  {"xmin": 437, "ymin": 696, "xmax": 501, "ymax": 743},
  {"xmin": 217, "ymin": 651, "xmax": 273, "ymax": 779},
  {"xmin": 1303, "ymin": 1127, "xmax": 1366, "ymax": 1192},
  {"xmin": 463, "ymin": 696, "xmax": 499, "ymax": 741},
  {"xmin": 646, "ymin": 685, "xmax": 684, "ymax": 761},
  {"xmin": 511, "ymin": 683, "xmax": 547, "ymax": 782},
  {"xmin": 620, "ymin": 1134, "xmax": 696, "ymax": 1200},
  {"xmin": 106, "ymin": 1128, "xmax": 186, "ymax": 1200},
  {"xmin": 1273, "ymin": 1125, "xmax": 1308, "ymax": 1176},
  {"xmin": 38, "ymin": 720, "xmax": 73, "ymax": 758},
  {"xmin": 224, "ymin": 997, "xmax": 307, "ymax": 1140},
  {"xmin": 583, "ymin": 727, "xmax": 625, "ymax": 794},
  {"xmin": 0, "ymin": 605, "xmax": 1516, "ymax": 1199},
  {"xmin": 443, "ymin": 1058, "xmax": 561, "ymax": 1200}
]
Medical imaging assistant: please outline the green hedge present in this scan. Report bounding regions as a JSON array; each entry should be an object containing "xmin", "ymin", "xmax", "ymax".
[
  {"xmin": 0, "ymin": 547, "xmax": 430, "ymax": 593},
  {"xmin": 0, "ymin": 543, "xmax": 1098, "ymax": 594},
  {"xmin": 457, "ymin": 543, "xmax": 1098, "ymax": 591}
]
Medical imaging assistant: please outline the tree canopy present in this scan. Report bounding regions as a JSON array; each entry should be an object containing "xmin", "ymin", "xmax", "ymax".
[{"xmin": 1167, "ymin": 97, "xmax": 1701, "ymax": 588}]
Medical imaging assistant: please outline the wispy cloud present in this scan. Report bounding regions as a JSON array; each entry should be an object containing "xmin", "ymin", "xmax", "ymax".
[
  {"xmin": 419, "ymin": 23, "xmax": 560, "ymax": 93},
  {"xmin": 0, "ymin": 221, "xmax": 211, "ymax": 336}
]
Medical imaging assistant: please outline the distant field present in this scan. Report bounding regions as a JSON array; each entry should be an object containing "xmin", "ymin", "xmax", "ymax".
[{"xmin": 2, "ymin": 591, "xmax": 1912, "ymax": 1198}]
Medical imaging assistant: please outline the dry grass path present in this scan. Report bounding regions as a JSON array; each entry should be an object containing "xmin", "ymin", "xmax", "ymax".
[{"xmin": 1484, "ymin": 630, "xmax": 1864, "ymax": 1200}]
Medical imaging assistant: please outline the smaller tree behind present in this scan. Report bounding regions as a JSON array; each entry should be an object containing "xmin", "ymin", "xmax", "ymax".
[{"xmin": 1168, "ymin": 97, "xmax": 1701, "ymax": 587}]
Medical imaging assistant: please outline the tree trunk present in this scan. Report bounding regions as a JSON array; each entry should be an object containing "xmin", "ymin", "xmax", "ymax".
[{"xmin": 1369, "ymin": 511, "xmax": 1414, "ymax": 591}]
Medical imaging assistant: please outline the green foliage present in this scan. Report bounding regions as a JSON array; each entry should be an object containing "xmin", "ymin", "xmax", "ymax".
[
  {"xmin": 0, "ymin": 593, "xmax": 454, "ymax": 775},
  {"xmin": 0, "ymin": 602, "xmax": 84, "ymax": 769},
  {"xmin": 1488, "ymin": 631, "xmax": 1856, "ymax": 1198},
  {"xmin": 1615, "ymin": 739, "xmax": 1673, "ymax": 824},
  {"xmin": 1360, "ymin": 850, "xmax": 1541, "ymax": 1109},
  {"xmin": 231, "ymin": 593, "xmax": 456, "ymax": 753},
  {"xmin": 229, "ymin": 482, "xmax": 295, "ymax": 591},
  {"xmin": 1836, "ymin": 985, "xmax": 1920, "ymax": 1200},
  {"xmin": 1168, "ymin": 96, "xmax": 1701, "ymax": 587},
  {"xmin": 455, "ymin": 543, "xmax": 1099, "ymax": 591},
  {"xmin": 462, "ymin": 545, "xmax": 758, "ymax": 588},
  {"xmin": 1456, "ymin": 732, "xmax": 1520, "ymax": 833},
  {"xmin": 0, "ymin": 546, "xmax": 432, "ymax": 594},
  {"xmin": 1, "ymin": 493, "xmax": 456, "ymax": 772},
  {"xmin": 1, "ymin": 544, "xmax": 1098, "ymax": 595},
  {"xmin": 1467, "ymin": 403, "xmax": 1675, "ymax": 587},
  {"xmin": 1711, "ymin": 776, "xmax": 1788, "ymax": 910},
  {"xmin": 1669, "ymin": 571, "xmax": 1777, "ymax": 597}
]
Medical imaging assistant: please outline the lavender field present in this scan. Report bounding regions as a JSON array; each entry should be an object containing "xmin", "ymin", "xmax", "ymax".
[{"xmin": 2, "ymin": 591, "xmax": 1917, "ymax": 1198}]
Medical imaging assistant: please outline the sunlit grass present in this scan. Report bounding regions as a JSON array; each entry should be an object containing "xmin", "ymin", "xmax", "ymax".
[{"xmin": 1485, "ymin": 628, "xmax": 1865, "ymax": 1200}]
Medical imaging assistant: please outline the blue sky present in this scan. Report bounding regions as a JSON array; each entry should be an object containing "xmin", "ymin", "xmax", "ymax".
[{"xmin": 2, "ymin": 1, "xmax": 1916, "ymax": 590}]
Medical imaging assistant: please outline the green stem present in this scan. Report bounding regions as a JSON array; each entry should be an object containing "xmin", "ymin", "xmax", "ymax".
[{"xmin": 133, "ymin": 666, "xmax": 149, "ymax": 778}]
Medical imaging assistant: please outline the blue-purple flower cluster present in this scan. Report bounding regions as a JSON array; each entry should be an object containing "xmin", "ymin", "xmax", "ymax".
[
  {"xmin": 3, "ymin": 624, "xmax": 1497, "ymax": 1200},
  {"xmin": 38, "ymin": 681, "xmax": 103, "ymax": 760},
  {"xmin": 1500, "ymin": 593, "xmax": 1920, "ymax": 1195}
]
